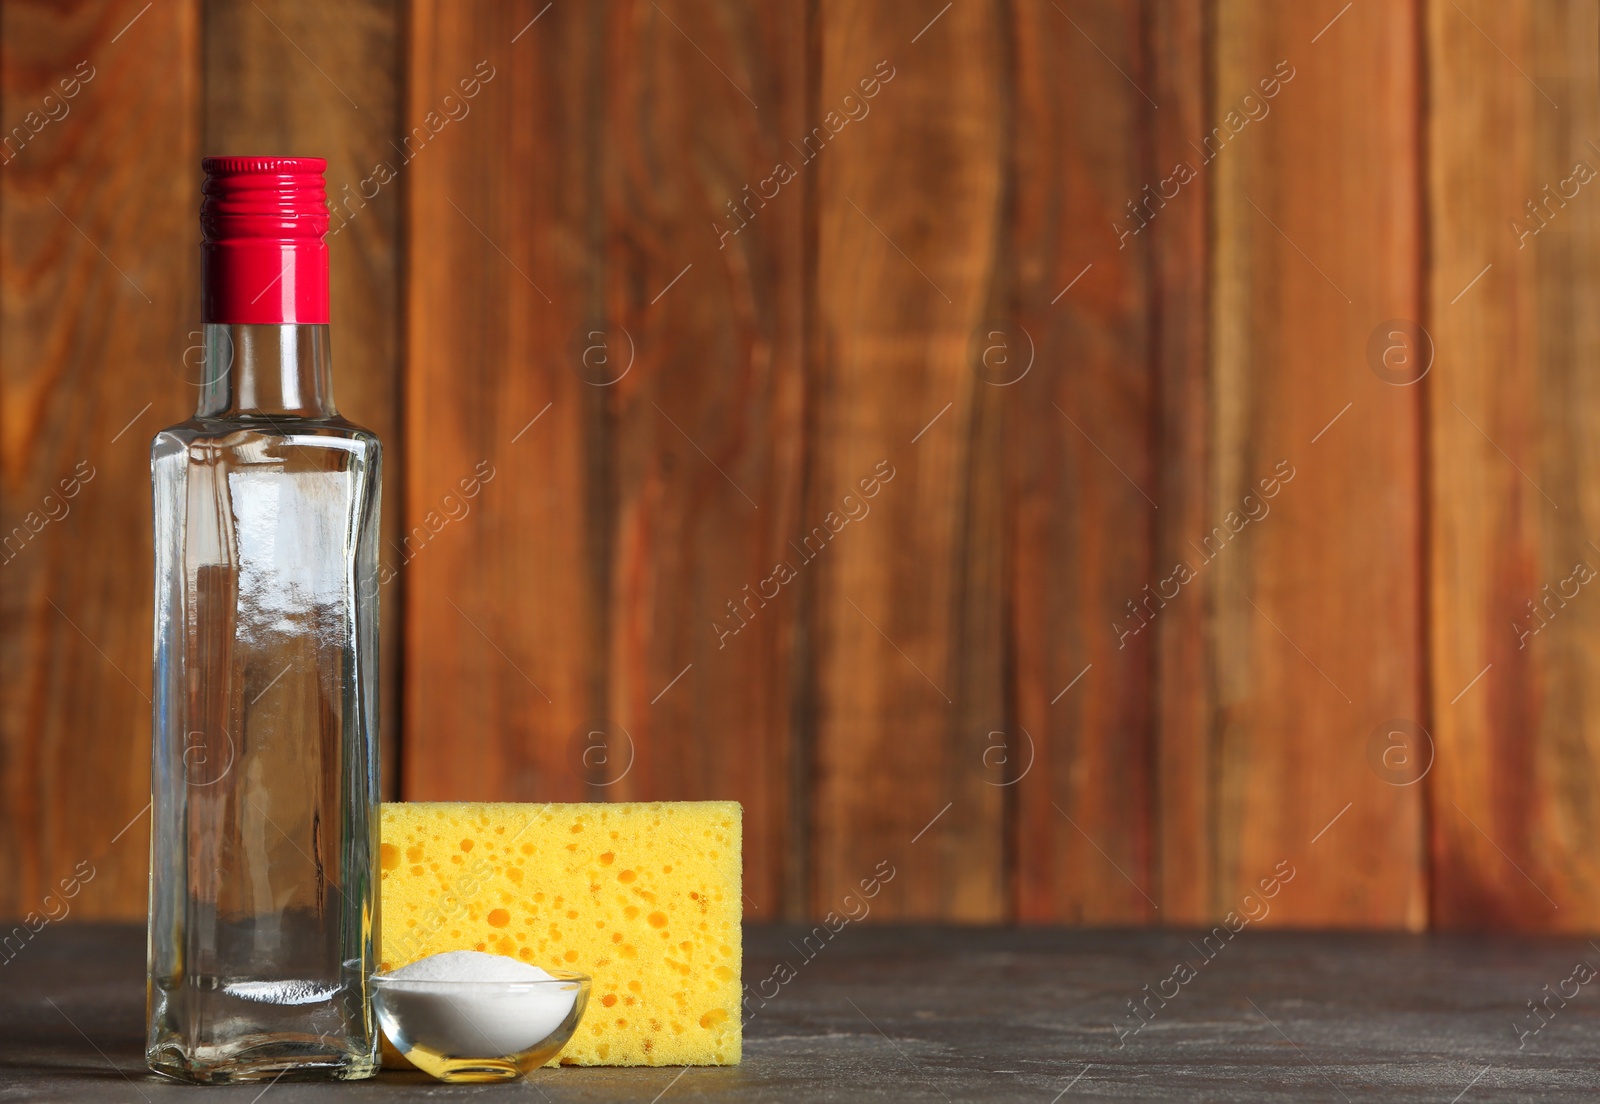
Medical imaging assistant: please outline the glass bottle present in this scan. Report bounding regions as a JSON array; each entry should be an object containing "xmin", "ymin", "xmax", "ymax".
[{"xmin": 147, "ymin": 157, "xmax": 381, "ymax": 1083}]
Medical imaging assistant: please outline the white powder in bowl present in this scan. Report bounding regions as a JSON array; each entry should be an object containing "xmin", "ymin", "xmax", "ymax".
[
  {"xmin": 378, "ymin": 951, "xmax": 579, "ymax": 1056},
  {"xmin": 387, "ymin": 950, "xmax": 555, "ymax": 984}
]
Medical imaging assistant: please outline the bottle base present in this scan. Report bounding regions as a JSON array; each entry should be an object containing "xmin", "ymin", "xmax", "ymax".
[{"xmin": 147, "ymin": 1042, "xmax": 378, "ymax": 1084}]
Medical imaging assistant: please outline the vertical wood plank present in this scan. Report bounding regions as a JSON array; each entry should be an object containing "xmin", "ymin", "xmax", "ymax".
[
  {"xmin": 1211, "ymin": 0, "xmax": 1426, "ymax": 925},
  {"xmin": 808, "ymin": 0, "xmax": 1007, "ymax": 920},
  {"xmin": 1427, "ymin": 0, "xmax": 1600, "ymax": 929},
  {"xmin": 404, "ymin": 2, "xmax": 597, "ymax": 807},
  {"xmin": 596, "ymin": 0, "xmax": 807, "ymax": 917},
  {"xmin": 1148, "ymin": 0, "xmax": 1214, "ymax": 924},
  {"xmin": 0, "ymin": 0, "xmax": 200, "ymax": 919},
  {"xmin": 203, "ymin": 0, "xmax": 404, "ymax": 797},
  {"xmin": 1008, "ymin": 0, "xmax": 1159, "ymax": 924}
]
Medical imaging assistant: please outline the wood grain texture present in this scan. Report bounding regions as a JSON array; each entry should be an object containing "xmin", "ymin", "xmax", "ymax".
[
  {"xmin": 9, "ymin": 0, "xmax": 1600, "ymax": 933},
  {"xmin": 1427, "ymin": 0, "xmax": 1600, "ymax": 929},
  {"xmin": 1007, "ymin": 0, "xmax": 1158, "ymax": 924},
  {"xmin": 593, "ymin": 0, "xmax": 807, "ymax": 918},
  {"xmin": 1147, "ymin": 0, "xmax": 1213, "ymax": 924},
  {"xmin": 403, "ymin": 1, "xmax": 807, "ymax": 917},
  {"xmin": 807, "ymin": 0, "xmax": 1006, "ymax": 921},
  {"xmin": 203, "ymin": 0, "xmax": 405, "ymax": 798},
  {"xmin": 402, "ymin": 1, "xmax": 596, "ymax": 807},
  {"xmin": 20, "ymin": 924, "xmax": 1600, "ymax": 1100},
  {"xmin": 0, "ymin": 0, "xmax": 199, "ymax": 919},
  {"xmin": 1210, "ymin": 0, "xmax": 1426, "ymax": 926}
]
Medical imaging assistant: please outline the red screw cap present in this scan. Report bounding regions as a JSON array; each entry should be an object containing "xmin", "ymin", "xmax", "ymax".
[{"xmin": 201, "ymin": 156, "xmax": 329, "ymax": 324}]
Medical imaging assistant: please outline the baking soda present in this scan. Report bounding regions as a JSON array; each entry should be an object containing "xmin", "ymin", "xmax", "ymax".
[
  {"xmin": 379, "ymin": 951, "xmax": 578, "ymax": 1056},
  {"xmin": 387, "ymin": 950, "xmax": 554, "ymax": 984}
]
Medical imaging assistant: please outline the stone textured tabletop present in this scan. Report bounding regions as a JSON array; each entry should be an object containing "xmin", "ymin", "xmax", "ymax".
[{"xmin": 3, "ymin": 923, "xmax": 1597, "ymax": 1101}]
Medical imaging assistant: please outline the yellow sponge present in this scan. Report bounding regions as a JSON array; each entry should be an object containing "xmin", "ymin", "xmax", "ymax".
[{"xmin": 379, "ymin": 802, "xmax": 741, "ymax": 1066}]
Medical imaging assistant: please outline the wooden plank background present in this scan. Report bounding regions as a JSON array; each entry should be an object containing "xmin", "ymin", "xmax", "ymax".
[
  {"xmin": 1428, "ymin": 0, "xmax": 1600, "ymax": 931},
  {"xmin": 1210, "ymin": 0, "xmax": 1428, "ymax": 926},
  {"xmin": 3, "ymin": 0, "xmax": 1599, "ymax": 930}
]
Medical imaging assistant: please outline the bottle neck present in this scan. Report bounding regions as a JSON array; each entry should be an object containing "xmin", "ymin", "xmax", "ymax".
[{"xmin": 197, "ymin": 323, "xmax": 337, "ymax": 419}]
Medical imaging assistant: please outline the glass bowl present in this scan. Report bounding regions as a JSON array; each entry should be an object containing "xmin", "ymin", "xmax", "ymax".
[{"xmin": 373, "ymin": 970, "xmax": 590, "ymax": 1082}]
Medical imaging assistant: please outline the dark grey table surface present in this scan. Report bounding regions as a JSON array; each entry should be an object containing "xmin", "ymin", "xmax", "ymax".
[{"xmin": 3, "ymin": 923, "xmax": 1598, "ymax": 1102}]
